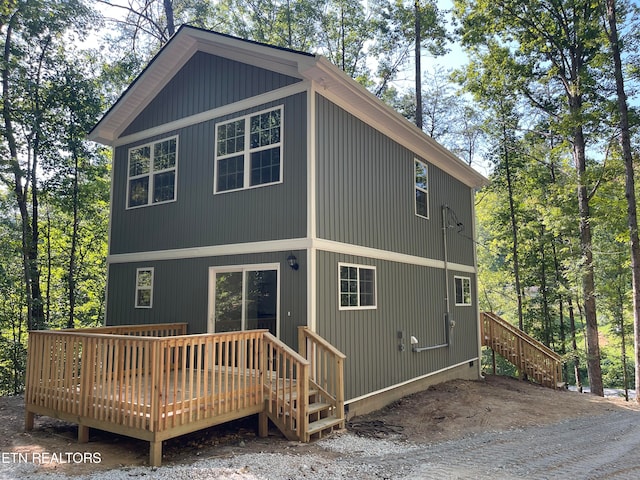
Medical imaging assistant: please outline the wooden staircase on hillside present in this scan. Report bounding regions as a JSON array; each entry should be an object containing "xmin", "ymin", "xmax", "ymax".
[{"xmin": 481, "ymin": 312, "xmax": 564, "ymax": 389}]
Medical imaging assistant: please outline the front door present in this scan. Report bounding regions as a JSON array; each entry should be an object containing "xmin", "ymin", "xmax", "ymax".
[{"xmin": 208, "ymin": 264, "xmax": 279, "ymax": 337}]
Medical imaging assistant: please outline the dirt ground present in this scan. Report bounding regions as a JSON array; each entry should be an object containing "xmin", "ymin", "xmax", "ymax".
[{"xmin": 2, "ymin": 374, "xmax": 639, "ymax": 477}]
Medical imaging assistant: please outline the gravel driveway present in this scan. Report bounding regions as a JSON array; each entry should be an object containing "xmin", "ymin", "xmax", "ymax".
[{"xmin": 6, "ymin": 409, "xmax": 640, "ymax": 480}]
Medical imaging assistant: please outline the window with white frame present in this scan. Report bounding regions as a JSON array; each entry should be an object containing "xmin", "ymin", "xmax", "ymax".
[
  {"xmin": 415, "ymin": 159, "xmax": 429, "ymax": 219},
  {"xmin": 454, "ymin": 276, "xmax": 471, "ymax": 306},
  {"xmin": 135, "ymin": 268, "xmax": 154, "ymax": 308},
  {"xmin": 127, "ymin": 137, "xmax": 178, "ymax": 208},
  {"xmin": 215, "ymin": 106, "xmax": 283, "ymax": 193},
  {"xmin": 339, "ymin": 263, "xmax": 377, "ymax": 310}
]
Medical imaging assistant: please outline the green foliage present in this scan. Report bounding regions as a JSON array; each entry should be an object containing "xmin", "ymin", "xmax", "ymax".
[{"xmin": 0, "ymin": 0, "xmax": 109, "ymax": 392}]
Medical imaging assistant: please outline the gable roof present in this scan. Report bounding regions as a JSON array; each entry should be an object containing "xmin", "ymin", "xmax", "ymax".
[{"xmin": 89, "ymin": 25, "xmax": 488, "ymax": 188}]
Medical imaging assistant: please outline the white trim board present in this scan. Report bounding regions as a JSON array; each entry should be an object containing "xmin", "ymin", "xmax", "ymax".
[
  {"xmin": 345, "ymin": 358, "xmax": 479, "ymax": 405},
  {"xmin": 107, "ymin": 237, "xmax": 477, "ymax": 274},
  {"xmin": 112, "ymin": 81, "xmax": 310, "ymax": 148}
]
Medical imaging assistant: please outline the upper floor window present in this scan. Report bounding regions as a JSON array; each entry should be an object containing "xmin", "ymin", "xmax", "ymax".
[
  {"xmin": 215, "ymin": 106, "xmax": 283, "ymax": 193},
  {"xmin": 454, "ymin": 276, "xmax": 472, "ymax": 306},
  {"xmin": 135, "ymin": 267, "xmax": 154, "ymax": 308},
  {"xmin": 415, "ymin": 159, "xmax": 429, "ymax": 219},
  {"xmin": 127, "ymin": 137, "xmax": 178, "ymax": 208},
  {"xmin": 339, "ymin": 263, "xmax": 377, "ymax": 310}
]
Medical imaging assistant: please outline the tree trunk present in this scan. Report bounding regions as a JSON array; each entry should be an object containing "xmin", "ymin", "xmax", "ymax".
[
  {"xmin": 540, "ymin": 226, "xmax": 551, "ymax": 346},
  {"xmin": 605, "ymin": 0, "xmax": 640, "ymax": 404},
  {"xmin": 575, "ymin": 136, "xmax": 603, "ymax": 396},
  {"xmin": 568, "ymin": 296, "xmax": 582, "ymax": 392},
  {"xmin": 552, "ymin": 241, "xmax": 568, "ymax": 381},
  {"xmin": 502, "ymin": 121, "xmax": 524, "ymax": 331},
  {"xmin": 2, "ymin": 16, "xmax": 44, "ymax": 331},
  {"xmin": 163, "ymin": 0, "xmax": 175, "ymax": 37},
  {"xmin": 67, "ymin": 150, "xmax": 79, "ymax": 329},
  {"xmin": 414, "ymin": 1, "xmax": 422, "ymax": 130}
]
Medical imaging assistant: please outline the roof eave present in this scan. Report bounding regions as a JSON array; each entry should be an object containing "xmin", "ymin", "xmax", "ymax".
[{"xmin": 300, "ymin": 57, "xmax": 489, "ymax": 189}]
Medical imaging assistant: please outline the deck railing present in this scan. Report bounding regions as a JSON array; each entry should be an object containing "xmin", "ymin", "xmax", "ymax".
[
  {"xmin": 262, "ymin": 332, "xmax": 310, "ymax": 441},
  {"xmin": 26, "ymin": 326, "xmax": 270, "ymax": 465},
  {"xmin": 25, "ymin": 324, "xmax": 349, "ymax": 466},
  {"xmin": 298, "ymin": 326, "xmax": 346, "ymax": 438},
  {"xmin": 481, "ymin": 312, "xmax": 564, "ymax": 389},
  {"xmin": 60, "ymin": 323, "xmax": 188, "ymax": 337}
]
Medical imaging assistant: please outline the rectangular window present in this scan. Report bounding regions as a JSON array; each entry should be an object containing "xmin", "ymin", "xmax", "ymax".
[
  {"xmin": 214, "ymin": 106, "xmax": 283, "ymax": 193},
  {"xmin": 455, "ymin": 276, "xmax": 472, "ymax": 306},
  {"xmin": 135, "ymin": 268, "xmax": 154, "ymax": 308},
  {"xmin": 339, "ymin": 263, "xmax": 377, "ymax": 310},
  {"xmin": 415, "ymin": 159, "xmax": 429, "ymax": 219},
  {"xmin": 127, "ymin": 137, "xmax": 178, "ymax": 208}
]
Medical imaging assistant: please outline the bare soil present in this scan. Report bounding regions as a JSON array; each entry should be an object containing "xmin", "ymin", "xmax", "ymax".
[{"xmin": 2, "ymin": 375, "xmax": 639, "ymax": 477}]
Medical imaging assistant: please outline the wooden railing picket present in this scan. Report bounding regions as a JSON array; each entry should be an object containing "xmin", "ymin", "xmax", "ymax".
[
  {"xmin": 481, "ymin": 312, "xmax": 564, "ymax": 389},
  {"xmin": 24, "ymin": 325, "xmax": 342, "ymax": 467}
]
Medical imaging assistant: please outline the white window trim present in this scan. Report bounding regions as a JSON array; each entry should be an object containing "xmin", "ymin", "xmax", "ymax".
[
  {"xmin": 454, "ymin": 275, "xmax": 472, "ymax": 306},
  {"xmin": 415, "ymin": 158, "xmax": 429, "ymax": 219},
  {"xmin": 214, "ymin": 105, "xmax": 284, "ymax": 194},
  {"xmin": 208, "ymin": 263, "xmax": 281, "ymax": 338},
  {"xmin": 338, "ymin": 262, "xmax": 377, "ymax": 311},
  {"xmin": 135, "ymin": 267, "xmax": 154, "ymax": 309},
  {"xmin": 126, "ymin": 136, "xmax": 179, "ymax": 209}
]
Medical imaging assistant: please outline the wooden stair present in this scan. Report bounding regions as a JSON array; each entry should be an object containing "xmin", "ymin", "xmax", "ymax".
[
  {"xmin": 481, "ymin": 312, "xmax": 564, "ymax": 389},
  {"xmin": 306, "ymin": 390, "xmax": 344, "ymax": 439},
  {"xmin": 262, "ymin": 327, "xmax": 346, "ymax": 442}
]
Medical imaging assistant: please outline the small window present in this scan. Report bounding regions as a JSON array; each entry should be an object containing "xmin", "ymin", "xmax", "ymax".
[
  {"xmin": 339, "ymin": 263, "xmax": 377, "ymax": 310},
  {"xmin": 415, "ymin": 159, "xmax": 429, "ymax": 219},
  {"xmin": 215, "ymin": 106, "xmax": 283, "ymax": 193},
  {"xmin": 127, "ymin": 137, "xmax": 178, "ymax": 208},
  {"xmin": 135, "ymin": 268, "xmax": 154, "ymax": 308},
  {"xmin": 455, "ymin": 276, "xmax": 471, "ymax": 306}
]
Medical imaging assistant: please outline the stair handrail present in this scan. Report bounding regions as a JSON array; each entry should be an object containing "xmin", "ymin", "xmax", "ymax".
[
  {"xmin": 298, "ymin": 327, "xmax": 346, "ymax": 433},
  {"xmin": 482, "ymin": 312, "xmax": 562, "ymax": 362},
  {"xmin": 262, "ymin": 332, "xmax": 310, "ymax": 441}
]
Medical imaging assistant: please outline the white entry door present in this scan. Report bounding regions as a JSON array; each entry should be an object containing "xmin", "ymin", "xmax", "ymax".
[{"xmin": 208, "ymin": 264, "xmax": 279, "ymax": 337}]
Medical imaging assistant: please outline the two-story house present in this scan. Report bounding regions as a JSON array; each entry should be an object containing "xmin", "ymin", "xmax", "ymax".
[{"xmin": 89, "ymin": 25, "xmax": 488, "ymax": 417}]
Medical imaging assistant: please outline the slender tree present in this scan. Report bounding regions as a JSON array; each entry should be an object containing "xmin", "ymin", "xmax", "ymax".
[
  {"xmin": 603, "ymin": 0, "xmax": 640, "ymax": 404},
  {"xmin": 455, "ymin": 0, "xmax": 607, "ymax": 395}
]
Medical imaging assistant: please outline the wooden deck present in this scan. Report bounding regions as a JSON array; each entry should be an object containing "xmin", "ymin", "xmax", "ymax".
[{"xmin": 24, "ymin": 324, "xmax": 345, "ymax": 466}]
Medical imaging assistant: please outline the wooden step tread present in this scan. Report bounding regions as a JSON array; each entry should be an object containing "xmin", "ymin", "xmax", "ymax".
[
  {"xmin": 272, "ymin": 389, "xmax": 319, "ymax": 402},
  {"xmin": 308, "ymin": 402, "xmax": 331, "ymax": 415},
  {"xmin": 308, "ymin": 416, "xmax": 343, "ymax": 435}
]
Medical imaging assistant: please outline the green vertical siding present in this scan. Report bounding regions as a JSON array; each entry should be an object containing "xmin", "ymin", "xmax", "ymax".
[
  {"xmin": 123, "ymin": 52, "xmax": 301, "ymax": 135},
  {"xmin": 106, "ymin": 250, "xmax": 307, "ymax": 349},
  {"xmin": 110, "ymin": 93, "xmax": 307, "ymax": 254},
  {"xmin": 315, "ymin": 94, "xmax": 475, "ymax": 266},
  {"xmin": 316, "ymin": 250, "xmax": 478, "ymax": 401}
]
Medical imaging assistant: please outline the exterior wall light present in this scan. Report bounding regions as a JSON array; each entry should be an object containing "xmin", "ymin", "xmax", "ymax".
[{"xmin": 287, "ymin": 254, "xmax": 299, "ymax": 270}]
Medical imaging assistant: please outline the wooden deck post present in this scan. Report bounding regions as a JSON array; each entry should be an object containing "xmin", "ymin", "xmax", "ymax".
[
  {"xmin": 149, "ymin": 440, "xmax": 162, "ymax": 467},
  {"xmin": 25, "ymin": 410, "xmax": 34, "ymax": 431},
  {"xmin": 258, "ymin": 411, "xmax": 268, "ymax": 437},
  {"xmin": 78, "ymin": 425, "xmax": 89, "ymax": 443}
]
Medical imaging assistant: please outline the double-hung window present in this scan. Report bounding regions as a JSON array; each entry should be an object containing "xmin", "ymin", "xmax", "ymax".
[
  {"xmin": 339, "ymin": 263, "xmax": 377, "ymax": 310},
  {"xmin": 415, "ymin": 159, "xmax": 429, "ymax": 219},
  {"xmin": 127, "ymin": 136, "xmax": 178, "ymax": 208},
  {"xmin": 454, "ymin": 276, "xmax": 472, "ymax": 306},
  {"xmin": 215, "ymin": 106, "xmax": 283, "ymax": 193},
  {"xmin": 135, "ymin": 268, "xmax": 154, "ymax": 308}
]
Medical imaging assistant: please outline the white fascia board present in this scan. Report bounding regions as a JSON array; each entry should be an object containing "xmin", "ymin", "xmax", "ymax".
[
  {"xmin": 186, "ymin": 27, "xmax": 315, "ymax": 79},
  {"xmin": 89, "ymin": 34, "xmax": 199, "ymax": 144},
  {"xmin": 89, "ymin": 27, "xmax": 314, "ymax": 145},
  {"xmin": 300, "ymin": 57, "xmax": 489, "ymax": 189},
  {"xmin": 112, "ymin": 81, "xmax": 310, "ymax": 148}
]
